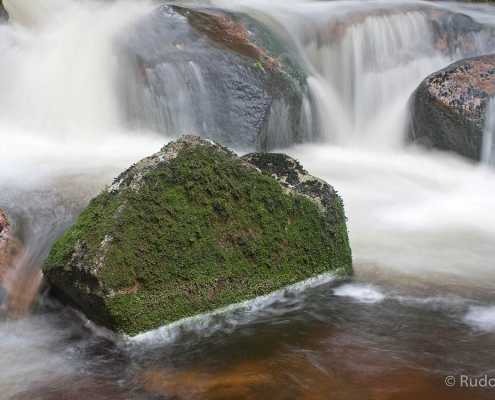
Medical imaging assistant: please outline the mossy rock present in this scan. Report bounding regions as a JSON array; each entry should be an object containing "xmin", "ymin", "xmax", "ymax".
[{"xmin": 43, "ymin": 136, "xmax": 352, "ymax": 336}]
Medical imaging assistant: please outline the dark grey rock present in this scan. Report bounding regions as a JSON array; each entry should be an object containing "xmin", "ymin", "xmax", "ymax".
[
  {"xmin": 117, "ymin": 5, "xmax": 315, "ymax": 151},
  {"xmin": 409, "ymin": 54, "xmax": 495, "ymax": 161}
]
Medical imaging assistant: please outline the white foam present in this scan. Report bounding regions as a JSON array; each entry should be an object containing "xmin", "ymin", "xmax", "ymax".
[
  {"xmin": 0, "ymin": 316, "xmax": 77, "ymax": 398},
  {"xmin": 333, "ymin": 283, "xmax": 386, "ymax": 304},
  {"xmin": 464, "ymin": 306, "xmax": 495, "ymax": 332}
]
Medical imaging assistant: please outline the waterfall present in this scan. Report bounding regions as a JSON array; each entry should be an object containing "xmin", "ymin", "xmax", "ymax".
[
  {"xmin": 482, "ymin": 97, "xmax": 495, "ymax": 166},
  {"xmin": 213, "ymin": 0, "xmax": 493, "ymax": 148},
  {"xmin": 0, "ymin": 0, "xmax": 164, "ymax": 317}
]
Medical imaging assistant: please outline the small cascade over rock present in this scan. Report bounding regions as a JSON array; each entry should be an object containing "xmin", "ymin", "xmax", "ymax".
[
  {"xmin": 482, "ymin": 97, "xmax": 495, "ymax": 165},
  {"xmin": 119, "ymin": 5, "xmax": 315, "ymax": 151},
  {"xmin": 212, "ymin": 1, "xmax": 495, "ymax": 148}
]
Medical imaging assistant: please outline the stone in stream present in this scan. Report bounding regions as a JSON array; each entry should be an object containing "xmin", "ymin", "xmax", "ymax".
[
  {"xmin": 0, "ymin": 209, "xmax": 23, "ymax": 313},
  {"xmin": 119, "ymin": 5, "xmax": 314, "ymax": 151},
  {"xmin": 43, "ymin": 136, "xmax": 352, "ymax": 335},
  {"xmin": 409, "ymin": 54, "xmax": 495, "ymax": 161}
]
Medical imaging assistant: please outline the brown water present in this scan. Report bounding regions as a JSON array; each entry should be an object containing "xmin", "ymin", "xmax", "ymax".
[{"xmin": 3, "ymin": 272, "xmax": 494, "ymax": 400}]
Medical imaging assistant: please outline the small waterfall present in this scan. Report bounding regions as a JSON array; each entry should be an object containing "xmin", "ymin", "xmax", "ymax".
[
  {"xmin": 482, "ymin": 97, "xmax": 495, "ymax": 166},
  {"xmin": 215, "ymin": 1, "xmax": 494, "ymax": 149},
  {"xmin": 0, "ymin": 0, "xmax": 163, "ymax": 316},
  {"xmin": 292, "ymin": 8, "xmax": 492, "ymax": 147}
]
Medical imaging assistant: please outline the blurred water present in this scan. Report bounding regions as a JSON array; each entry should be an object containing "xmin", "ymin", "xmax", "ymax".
[{"xmin": 0, "ymin": 1, "xmax": 495, "ymax": 399}]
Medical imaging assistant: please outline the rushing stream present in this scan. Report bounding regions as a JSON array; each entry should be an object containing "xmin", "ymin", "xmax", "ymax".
[{"xmin": 1, "ymin": 0, "xmax": 495, "ymax": 399}]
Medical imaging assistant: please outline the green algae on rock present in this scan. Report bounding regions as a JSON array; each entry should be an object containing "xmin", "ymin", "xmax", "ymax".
[{"xmin": 43, "ymin": 136, "xmax": 352, "ymax": 336}]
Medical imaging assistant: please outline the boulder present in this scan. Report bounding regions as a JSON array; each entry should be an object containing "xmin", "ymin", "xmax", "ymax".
[
  {"xmin": 119, "ymin": 5, "xmax": 314, "ymax": 151},
  {"xmin": 43, "ymin": 136, "xmax": 352, "ymax": 335},
  {"xmin": 409, "ymin": 54, "xmax": 495, "ymax": 161}
]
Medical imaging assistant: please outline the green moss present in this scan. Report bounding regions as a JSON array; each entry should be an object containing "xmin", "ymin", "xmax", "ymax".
[{"xmin": 44, "ymin": 142, "xmax": 351, "ymax": 335}]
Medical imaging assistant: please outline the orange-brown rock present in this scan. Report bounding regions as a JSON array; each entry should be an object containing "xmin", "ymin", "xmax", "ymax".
[
  {"xmin": 0, "ymin": 209, "xmax": 42, "ymax": 316},
  {"xmin": 0, "ymin": 209, "xmax": 23, "ymax": 283}
]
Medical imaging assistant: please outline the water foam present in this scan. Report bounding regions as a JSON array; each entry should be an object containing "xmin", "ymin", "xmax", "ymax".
[
  {"xmin": 464, "ymin": 306, "xmax": 495, "ymax": 332},
  {"xmin": 291, "ymin": 144, "xmax": 495, "ymax": 289},
  {"xmin": 333, "ymin": 283, "xmax": 386, "ymax": 304}
]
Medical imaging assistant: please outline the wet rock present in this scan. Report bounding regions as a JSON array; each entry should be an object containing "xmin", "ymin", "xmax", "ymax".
[
  {"xmin": 429, "ymin": 9, "xmax": 490, "ymax": 57},
  {"xmin": 298, "ymin": 5, "xmax": 491, "ymax": 59},
  {"xmin": 43, "ymin": 136, "xmax": 352, "ymax": 335},
  {"xmin": 0, "ymin": 209, "xmax": 23, "ymax": 313},
  {"xmin": 120, "ymin": 5, "xmax": 314, "ymax": 151},
  {"xmin": 409, "ymin": 54, "xmax": 495, "ymax": 160},
  {"xmin": 0, "ymin": 1, "xmax": 7, "ymax": 21},
  {"xmin": 0, "ymin": 210, "xmax": 22, "ymax": 283},
  {"xmin": 0, "ymin": 209, "xmax": 43, "ymax": 317}
]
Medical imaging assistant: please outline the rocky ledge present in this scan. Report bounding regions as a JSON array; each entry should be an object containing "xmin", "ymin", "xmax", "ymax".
[
  {"xmin": 409, "ymin": 54, "xmax": 495, "ymax": 161},
  {"xmin": 43, "ymin": 136, "xmax": 352, "ymax": 335}
]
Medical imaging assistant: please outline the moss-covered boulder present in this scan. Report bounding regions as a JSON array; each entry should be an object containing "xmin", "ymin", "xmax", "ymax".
[{"xmin": 43, "ymin": 136, "xmax": 352, "ymax": 335}]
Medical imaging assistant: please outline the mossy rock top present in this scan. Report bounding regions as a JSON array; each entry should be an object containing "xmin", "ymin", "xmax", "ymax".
[{"xmin": 43, "ymin": 136, "xmax": 352, "ymax": 336}]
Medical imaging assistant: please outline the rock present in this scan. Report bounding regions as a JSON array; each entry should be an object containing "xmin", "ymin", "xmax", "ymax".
[
  {"xmin": 428, "ymin": 9, "xmax": 491, "ymax": 57},
  {"xmin": 43, "ymin": 136, "xmax": 352, "ymax": 335},
  {"xmin": 297, "ymin": 5, "xmax": 491, "ymax": 58},
  {"xmin": 119, "ymin": 5, "xmax": 314, "ymax": 151},
  {"xmin": 0, "ymin": 209, "xmax": 23, "ymax": 312},
  {"xmin": 0, "ymin": 209, "xmax": 22, "ymax": 283},
  {"xmin": 409, "ymin": 54, "xmax": 495, "ymax": 160}
]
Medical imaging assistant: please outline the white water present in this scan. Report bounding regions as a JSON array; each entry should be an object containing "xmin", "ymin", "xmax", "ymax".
[
  {"xmin": 482, "ymin": 97, "xmax": 495, "ymax": 165},
  {"xmin": 1, "ymin": 0, "xmax": 495, "ymax": 397},
  {"xmin": 333, "ymin": 283, "xmax": 386, "ymax": 304},
  {"xmin": 0, "ymin": 0, "xmax": 165, "ymax": 228},
  {"xmin": 464, "ymin": 305, "xmax": 495, "ymax": 332},
  {"xmin": 0, "ymin": 0, "xmax": 491, "ymax": 307},
  {"xmin": 209, "ymin": 0, "xmax": 495, "ymax": 288}
]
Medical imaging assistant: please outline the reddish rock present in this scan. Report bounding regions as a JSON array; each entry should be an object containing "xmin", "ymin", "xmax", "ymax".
[
  {"xmin": 0, "ymin": 209, "xmax": 23, "ymax": 283},
  {"xmin": 0, "ymin": 209, "xmax": 42, "ymax": 316},
  {"xmin": 409, "ymin": 54, "xmax": 495, "ymax": 160},
  {"xmin": 173, "ymin": 6, "xmax": 281, "ymax": 72}
]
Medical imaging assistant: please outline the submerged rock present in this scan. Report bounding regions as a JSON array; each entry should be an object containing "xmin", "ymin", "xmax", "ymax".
[
  {"xmin": 409, "ymin": 54, "xmax": 495, "ymax": 161},
  {"xmin": 43, "ymin": 136, "xmax": 352, "ymax": 335},
  {"xmin": 120, "ymin": 5, "xmax": 313, "ymax": 151}
]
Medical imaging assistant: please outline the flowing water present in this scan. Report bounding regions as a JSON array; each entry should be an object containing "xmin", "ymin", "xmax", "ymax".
[
  {"xmin": 482, "ymin": 97, "xmax": 495, "ymax": 165},
  {"xmin": 1, "ymin": 0, "xmax": 495, "ymax": 399}
]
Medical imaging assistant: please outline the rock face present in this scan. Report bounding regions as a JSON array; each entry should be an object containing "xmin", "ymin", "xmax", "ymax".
[
  {"xmin": 120, "ymin": 5, "xmax": 313, "ymax": 151},
  {"xmin": 43, "ymin": 136, "xmax": 352, "ymax": 335},
  {"xmin": 409, "ymin": 54, "xmax": 495, "ymax": 160}
]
